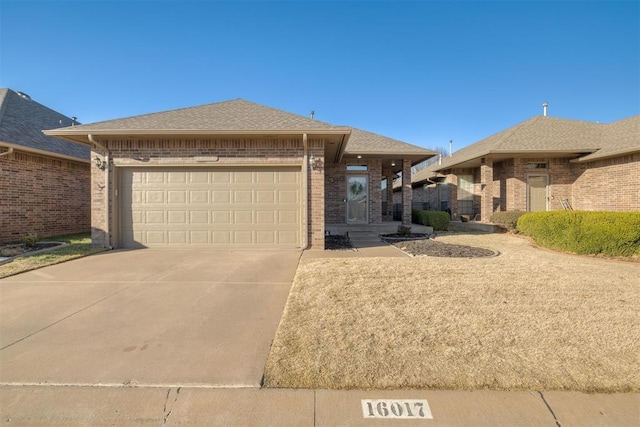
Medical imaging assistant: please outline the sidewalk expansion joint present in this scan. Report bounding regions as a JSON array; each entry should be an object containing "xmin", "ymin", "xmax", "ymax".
[{"xmin": 537, "ymin": 391, "xmax": 562, "ymax": 427}]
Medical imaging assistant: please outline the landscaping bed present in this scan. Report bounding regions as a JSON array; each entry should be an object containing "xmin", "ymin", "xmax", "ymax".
[
  {"xmin": 325, "ymin": 234, "xmax": 354, "ymax": 250},
  {"xmin": 385, "ymin": 238, "xmax": 498, "ymax": 258},
  {"xmin": 0, "ymin": 242, "xmax": 65, "ymax": 258}
]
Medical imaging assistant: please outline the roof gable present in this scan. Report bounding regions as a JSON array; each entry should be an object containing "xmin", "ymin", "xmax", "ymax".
[{"xmin": 0, "ymin": 88, "xmax": 90, "ymax": 160}]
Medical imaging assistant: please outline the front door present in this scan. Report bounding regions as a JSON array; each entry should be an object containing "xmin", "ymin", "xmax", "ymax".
[
  {"xmin": 527, "ymin": 174, "xmax": 548, "ymax": 212},
  {"xmin": 347, "ymin": 175, "xmax": 368, "ymax": 224}
]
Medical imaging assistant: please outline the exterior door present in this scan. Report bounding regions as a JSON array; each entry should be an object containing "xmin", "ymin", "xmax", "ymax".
[
  {"xmin": 347, "ymin": 175, "xmax": 368, "ymax": 224},
  {"xmin": 527, "ymin": 175, "xmax": 548, "ymax": 212}
]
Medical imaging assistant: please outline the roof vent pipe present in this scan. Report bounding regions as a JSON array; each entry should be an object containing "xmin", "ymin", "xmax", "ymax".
[
  {"xmin": 310, "ymin": 110, "xmax": 315, "ymax": 120},
  {"xmin": 16, "ymin": 91, "xmax": 31, "ymax": 100},
  {"xmin": 449, "ymin": 140, "xmax": 453, "ymax": 156},
  {"xmin": 543, "ymin": 102, "xmax": 548, "ymax": 117}
]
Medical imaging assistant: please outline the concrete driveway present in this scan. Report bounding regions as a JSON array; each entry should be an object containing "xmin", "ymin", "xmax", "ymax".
[{"xmin": 0, "ymin": 248, "xmax": 301, "ymax": 387}]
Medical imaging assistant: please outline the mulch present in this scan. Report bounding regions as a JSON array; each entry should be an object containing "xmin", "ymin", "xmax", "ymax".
[
  {"xmin": 325, "ymin": 234, "xmax": 354, "ymax": 250},
  {"xmin": 383, "ymin": 238, "xmax": 498, "ymax": 258},
  {"xmin": 0, "ymin": 242, "xmax": 62, "ymax": 257}
]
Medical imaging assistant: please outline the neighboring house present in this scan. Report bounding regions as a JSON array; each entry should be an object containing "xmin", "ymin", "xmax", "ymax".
[
  {"xmin": 46, "ymin": 99, "xmax": 436, "ymax": 249},
  {"xmin": 410, "ymin": 114, "xmax": 639, "ymax": 221},
  {"xmin": 0, "ymin": 88, "xmax": 91, "ymax": 244}
]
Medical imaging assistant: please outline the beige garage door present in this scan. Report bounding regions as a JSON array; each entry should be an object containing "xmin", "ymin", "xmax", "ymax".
[{"xmin": 119, "ymin": 167, "xmax": 301, "ymax": 248}]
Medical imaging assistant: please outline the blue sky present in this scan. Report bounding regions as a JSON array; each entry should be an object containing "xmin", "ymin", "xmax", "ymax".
[{"xmin": 1, "ymin": 0, "xmax": 638, "ymax": 153}]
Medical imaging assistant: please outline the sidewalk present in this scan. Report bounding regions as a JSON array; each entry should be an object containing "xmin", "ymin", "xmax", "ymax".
[{"xmin": 1, "ymin": 385, "xmax": 637, "ymax": 426}]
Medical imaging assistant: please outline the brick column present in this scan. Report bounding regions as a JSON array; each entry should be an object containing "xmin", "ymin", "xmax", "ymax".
[
  {"xmin": 91, "ymin": 149, "xmax": 110, "ymax": 247},
  {"xmin": 383, "ymin": 169, "xmax": 394, "ymax": 219},
  {"xmin": 402, "ymin": 159, "xmax": 412, "ymax": 225},
  {"xmin": 480, "ymin": 159, "xmax": 494, "ymax": 222}
]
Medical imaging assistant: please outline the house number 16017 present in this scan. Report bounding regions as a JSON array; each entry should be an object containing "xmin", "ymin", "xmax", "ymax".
[{"xmin": 361, "ymin": 399, "xmax": 433, "ymax": 419}]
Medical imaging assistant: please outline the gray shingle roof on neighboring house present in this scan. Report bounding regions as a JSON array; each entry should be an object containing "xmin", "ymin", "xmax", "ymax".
[
  {"xmin": 414, "ymin": 114, "xmax": 639, "ymax": 183},
  {"xmin": 0, "ymin": 88, "xmax": 90, "ymax": 161},
  {"xmin": 580, "ymin": 114, "xmax": 639, "ymax": 162}
]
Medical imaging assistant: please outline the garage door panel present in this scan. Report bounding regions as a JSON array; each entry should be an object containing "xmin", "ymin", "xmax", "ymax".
[
  {"xmin": 212, "ymin": 190, "xmax": 230, "ymax": 203},
  {"xmin": 168, "ymin": 191, "xmax": 187, "ymax": 203},
  {"xmin": 167, "ymin": 171, "xmax": 187, "ymax": 183},
  {"xmin": 190, "ymin": 190, "xmax": 209, "ymax": 203},
  {"xmin": 190, "ymin": 211, "xmax": 209, "ymax": 223},
  {"xmin": 278, "ymin": 190, "xmax": 298, "ymax": 203},
  {"xmin": 234, "ymin": 190, "xmax": 253, "ymax": 203},
  {"xmin": 120, "ymin": 167, "xmax": 301, "ymax": 248}
]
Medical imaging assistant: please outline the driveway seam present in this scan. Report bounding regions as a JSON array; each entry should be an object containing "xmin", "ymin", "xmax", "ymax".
[{"xmin": 0, "ymin": 283, "xmax": 139, "ymax": 351}]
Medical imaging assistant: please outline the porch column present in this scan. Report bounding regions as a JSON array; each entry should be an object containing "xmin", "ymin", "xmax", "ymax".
[
  {"xmin": 402, "ymin": 159, "xmax": 412, "ymax": 225},
  {"xmin": 480, "ymin": 158, "xmax": 494, "ymax": 222},
  {"xmin": 383, "ymin": 168, "xmax": 394, "ymax": 219}
]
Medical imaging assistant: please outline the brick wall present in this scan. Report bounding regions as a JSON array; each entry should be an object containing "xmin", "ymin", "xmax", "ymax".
[
  {"xmin": 442, "ymin": 154, "xmax": 639, "ymax": 221},
  {"xmin": 92, "ymin": 137, "xmax": 325, "ymax": 249},
  {"xmin": 571, "ymin": 154, "xmax": 639, "ymax": 211},
  {"xmin": 0, "ymin": 150, "xmax": 90, "ymax": 244}
]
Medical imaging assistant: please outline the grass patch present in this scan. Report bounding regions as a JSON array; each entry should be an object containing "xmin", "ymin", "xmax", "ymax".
[
  {"xmin": 0, "ymin": 233, "xmax": 108, "ymax": 279},
  {"xmin": 264, "ymin": 234, "xmax": 639, "ymax": 392}
]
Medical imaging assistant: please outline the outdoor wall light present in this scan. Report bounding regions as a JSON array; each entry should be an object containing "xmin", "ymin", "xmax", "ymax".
[
  {"xmin": 93, "ymin": 155, "xmax": 106, "ymax": 170},
  {"xmin": 309, "ymin": 154, "xmax": 323, "ymax": 171}
]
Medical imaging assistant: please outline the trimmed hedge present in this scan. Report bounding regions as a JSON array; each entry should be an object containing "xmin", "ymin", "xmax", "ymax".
[
  {"xmin": 412, "ymin": 209, "xmax": 450, "ymax": 231},
  {"xmin": 517, "ymin": 211, "xmax": 640, "ymax": 257},
  {"xmin": 490, "ymin": 210, "xmax": 526, "ymax": 231}
]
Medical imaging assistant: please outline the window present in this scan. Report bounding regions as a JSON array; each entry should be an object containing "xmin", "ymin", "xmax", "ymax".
[
  {"xmin": 347, "ymin": 165, "xmax": 368, "ymax": 171},
  {"xmin": 457, "ymin": 174, "xmax": 474, "ymax": 215}
]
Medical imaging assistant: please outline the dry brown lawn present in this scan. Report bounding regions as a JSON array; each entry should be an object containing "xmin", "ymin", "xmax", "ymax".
[{"xmin": 263, "ymin": 233, "xmax": 640, "ymax": 392}]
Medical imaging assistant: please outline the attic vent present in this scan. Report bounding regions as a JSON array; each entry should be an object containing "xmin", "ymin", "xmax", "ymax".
[
  {"xmin": 16, "ymin": 91, "xmax": 31, "ymax": 100},
  {"xmin": 527, "ymin": 162, "xmax": 548, "ymax": 169}
]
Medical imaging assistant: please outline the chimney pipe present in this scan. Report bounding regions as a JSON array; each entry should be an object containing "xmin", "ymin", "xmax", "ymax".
[
  {"xmin": 310, "ymin": 110, "xmax": 315, "ymax": 120},
  {"xmin": 449, "ymin": 140, "xmax": 453, "ymax": 157},
  {"xmin": 543, "ymin": 102, "xmax": 548, "ymax": 117}
]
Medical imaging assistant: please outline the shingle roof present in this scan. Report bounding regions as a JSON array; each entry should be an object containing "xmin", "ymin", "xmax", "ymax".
[
  {"xmin": 59, "ymin": 98, "xmax": 349, "ymax": 133},
  {"xmin": 421, "ymin": 114, "xmax": 639, "ymax": 180},
  {"xmin": 0, "ymin": 88, "xmax": 90, "ymax": 160},
  {"xmin": 344, "ymin": 128, "xmax": 436, "ymax": 156},
  {"xmin": 47, "ymin": 98, "xmax": 435, "ymax": 159},
  {"xmin": 584, "ymin": 114, "xmax": 639, "ymax": 161}
]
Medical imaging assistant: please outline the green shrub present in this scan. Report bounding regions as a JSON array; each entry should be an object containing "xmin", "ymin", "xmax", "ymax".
[
  {"xmin": 517, "ymin": 211, "xmax": 640, "ymax": 257},
  {"xmin": 412, "ymin": 209, "xmax": 450, "ymax": 231},
  {"xmin": 21, "ymin": 234, "xmax": 39, "ymax": 248},
  {"xmin": 490, "ymin": 210, "xmax": 526, "ymax": 231}
]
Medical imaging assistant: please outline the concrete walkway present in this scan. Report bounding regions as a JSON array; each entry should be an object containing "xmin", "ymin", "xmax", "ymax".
[{"xmin": 1, "ymin": 385, "xmax": 637, "ymax": 425}]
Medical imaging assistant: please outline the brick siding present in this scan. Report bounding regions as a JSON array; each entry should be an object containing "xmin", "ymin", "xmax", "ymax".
[
  {"xmin": 571, "ymin": 154, "xmax": 639, "ymax": 211},
  {"xmin": 0, "ymin": 150, "xmax": 90, "ymax": 244},
  {"xmin": 90, "ymin": 137, "xmax": 325, "ymax": 249},
  {"xmin": 429, "ymin": 154, "xmax": 639, "ymax": 221}
]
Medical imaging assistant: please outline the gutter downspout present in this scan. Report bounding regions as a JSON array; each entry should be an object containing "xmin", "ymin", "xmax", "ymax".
[
  {"xmin": 0, "ymin": 147, "xmax": 14, "ymax": 157},
  {"xmin": 301, "ymin": 133, "xmax": 309, "ymax": 249}
]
